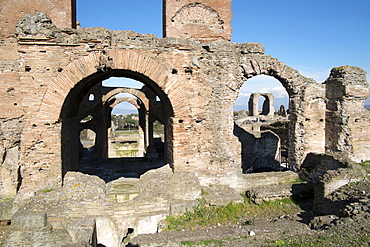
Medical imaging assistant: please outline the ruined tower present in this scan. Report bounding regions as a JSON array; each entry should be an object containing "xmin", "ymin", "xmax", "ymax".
[
  {"xmin": 0, "ymin": 0, "xmax": 76, "ymax": 37},
  {"xmin": 163, "ymin": 0, "xmax": 232, "ymax": 42}
]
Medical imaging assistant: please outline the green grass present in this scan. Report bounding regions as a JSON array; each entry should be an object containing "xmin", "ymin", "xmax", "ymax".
[
  {"xmin": 116, "ymin": 149, "xmax": 138, "ymax": 157},
  {"xmin": 164, "ymin": 197, "xmax": 299, "ymax": 231},
  {"xmin": 181, "ymin": 239, "xmax": 225, "ymax": 246},
  {"xmin": 114, "ymin": 131, "xmax": 139, "ymax": 135},
  {"xmin": 292, "ymin": 177, "xmax": 304, "ymax": 184},
  {"xmin": 359, "ymin": 160, "xmax": 370, "ymax": 171},
  {"xmin": 41, "ymin": 188, "xmax": 54, "ymax": 193},
  {"xmin": 201, "ymin": 188, "xmax": 209, "ymax": 196},
  {"xmin": 359, "ymin": 160, "xmax": 370, "ymax": 178}
]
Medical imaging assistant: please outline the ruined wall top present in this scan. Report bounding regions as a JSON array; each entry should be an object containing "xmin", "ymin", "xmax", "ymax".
[
  {"xmin": 163, "ymin": 0, "xmax": 232, "ymax": 42},
  {"xmin": 0, "ymin": 0, "xmax": 76, "ymax": 37}
]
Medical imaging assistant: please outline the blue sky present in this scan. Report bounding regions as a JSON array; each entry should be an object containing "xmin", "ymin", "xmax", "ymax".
[{"xmin": 77, "ymin": 0, "xmax": 370, "ymax": 113}]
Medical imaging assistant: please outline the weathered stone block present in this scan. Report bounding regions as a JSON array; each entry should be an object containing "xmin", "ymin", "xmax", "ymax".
[
  {"xmin": 243, "ymin": 171, "xmax": 299, "ymax": 190},
  {"xmin": 96, "ymin": 216, "xmax": 121, "ymax": 247},
  {"xmin": 170, "ymin": 200, "xmax": 200, "ymax": 215},
  {"xmin": 300, "ymin": 153, "xmax": 366, "ymax": 215},
  {"xmin": 246, "ymin": 183, "xmax": 294, "ymax": 205},
  {"xmin": 67, "ymin": 217, "xmax": 96, "ymax": 245},
  {"xmin": 168, "ymin": 171, "xmax": 202, "ymax": 200},
  {"xmin": 11, "ymin": 209, "xmax": 47, "ymax": 229},
  {"xmin": 300, "ymin": 153, "xmax": 366, "ymax": 190},
  {"xmin": 0, "ymin": 199, "xmax": 14, "ymax": 221},
  {"xmin": 202, "ymin": 184, "xmax": 244, "ymax": 206},
  {"xmin": 138, "ymin": 165, "xmax": 202, "ymax": 201},
  {"xmin": 136, "ymin": 214, "xmax": 166, "ymax": 235}
]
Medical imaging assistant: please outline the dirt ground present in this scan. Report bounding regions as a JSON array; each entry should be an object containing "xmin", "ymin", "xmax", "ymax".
[
  {"xmin": 129, "ymin": 180, "xmax": 370, "ymax": 247},
  {"xmin": 0, "ymin": 210, "xmax": 368, "ymax": 246},
  {"xmin": 129, "ymin": 211, "xmax": 369, "ymax": 247}
]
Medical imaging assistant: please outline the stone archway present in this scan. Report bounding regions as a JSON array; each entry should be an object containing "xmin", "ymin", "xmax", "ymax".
[
  {"xmin": 39, "ymin": 50, "xmax": 175, "ymax": 121},
  {"xmin": 103, "ymin": 87, "xmax": 149, "ymax": 110},
  {"xmin": 237, "ymin": 56, "xmax": 326, "ymax": 168},
  {"xmin": 103, "ymin": 88, "xmax": 150, "ymax": 152},
  {"xmin": 248, "ymin": 93, "xmax": 274, "ymax": 116},
  {"xmin": 106, "ymin": 97, "xmax": 145, "ymax": 159},
  {"xmin": 38, "ymin": 50, "xmax": 183, "ymax": 179}
]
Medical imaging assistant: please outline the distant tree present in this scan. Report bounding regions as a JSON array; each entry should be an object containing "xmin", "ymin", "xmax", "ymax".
[{"xmin": 111, "ymin": 114, "xmax": 138, "ymax": 130}]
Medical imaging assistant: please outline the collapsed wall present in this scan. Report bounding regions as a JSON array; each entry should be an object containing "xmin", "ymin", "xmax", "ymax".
[
  {"xmin": 325, "ymin": 66, "xmax": 370, "ymax": 163},
  {"xmin": 300, "ymin": 153, "xmax": 366, "ymax": 215}
]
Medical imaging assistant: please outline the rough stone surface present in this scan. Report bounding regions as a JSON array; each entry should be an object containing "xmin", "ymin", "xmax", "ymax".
[
  {"xmin": 324, "ymin": 178, "xmax": 370, "ymax": 217},
  {"xmin": 300, "ymin": 153, "xmax": 366, "ymax": 215},
  {"xmin": 243, "ymin": 171, "xmax": 299, "ymax": 189},
  {"xmin": 300, "ymin": 153, "xmax": 365, "ymax": 190},
  {"xmin": 11, "ymin": 209, "xmax": 47, "ymax": 229},
  {"xmin": 66, "ymin": 217, "xmax": 96, "ymax": 246},
  {"xmin": 138, "ymin": 165, "xmax": 202, "ymax": 201},
  {"xmin": 247, "ymin": 183, "xmax": 296, "ymax": 205},
  {"xmin": 0, "ymin": 0, "xmax": 75, "ymax": 37},
  {"xmin": 0, "ymin": 200, "xmax": 14, "ymax": 221},
  {"xmin": 201, "ymin": 184, "xmax": 244, "ymax": 206},
  {"xmin": 309, "ymin": 215, "xmax": 340, "ymax": 230},
  {"xmin": 15, "ymin": 12, "xmax": 57, "ymax": 37},
  {"xmin": 325, "ymin": 66, "xmax": 370, "ymax": 163},
  {"xmin": 0, "ymin": 1, "xmax": 369, "ymax": 246}
]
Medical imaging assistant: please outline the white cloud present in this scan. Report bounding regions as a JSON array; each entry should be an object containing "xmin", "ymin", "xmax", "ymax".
[
  {"xmin": 112, "ymin": 101, "xmax": 137, "ymax": 114},
  {"xmin": 235, "ymin": 75, "xmax": 289, "ymax": 111},
  {"xmin": 258, "ymin": 86, "xmax": 288, "ymax": 98}
]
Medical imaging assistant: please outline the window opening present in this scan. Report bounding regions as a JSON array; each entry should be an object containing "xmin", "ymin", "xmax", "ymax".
[
  {"xmin": 88, "ymin": 94, "xmax": 95, "ymax": 101},
  {"xmin": 79, "ymin": 129, "xmax": 96, "ymax": 169}
]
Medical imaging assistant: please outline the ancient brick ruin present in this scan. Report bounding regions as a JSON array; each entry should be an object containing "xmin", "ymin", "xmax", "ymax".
[{"xmin": 0, "ymin": 0, "xmax": 369, "ymax": 246}]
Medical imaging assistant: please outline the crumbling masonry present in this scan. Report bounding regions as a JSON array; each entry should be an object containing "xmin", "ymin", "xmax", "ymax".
[{"xmin": 0, "ymin": 0, "xmax": 369, "ymax": 246}]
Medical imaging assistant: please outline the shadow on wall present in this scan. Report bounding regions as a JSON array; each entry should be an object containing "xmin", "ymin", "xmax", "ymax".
[{"xmin": 233, "ymin": 123, "xmax": 281, "ymax": 173}]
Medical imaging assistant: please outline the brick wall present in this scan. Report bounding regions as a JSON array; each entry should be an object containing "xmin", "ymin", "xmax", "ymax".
[
  {"xmin": 0, "ymin": 0, "xmax": 75, "ymax": 37},
  {"xmin": 0, "ymin": 10, "xmax": 368, "ymax": 197},
  {"xmin": 163, "ymin": 0, "xmax": 232, "ymax": 41}
]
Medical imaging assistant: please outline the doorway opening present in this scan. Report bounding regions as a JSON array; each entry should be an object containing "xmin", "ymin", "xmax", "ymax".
[
  {"xmin": 109, "ymin": 101, "xmax": 143, "ymax": 159},
  {"xmin": 61, "ymin": 72, "xmax": 173, "ymax": 182},
  {"xmin": 233, "ymin": 75, "xmax": 291, "ymax": 173}
]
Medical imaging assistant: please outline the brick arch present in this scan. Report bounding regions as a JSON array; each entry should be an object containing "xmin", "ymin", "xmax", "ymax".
[
  {"xmin": 39, "ymin": 50, "xmax": 184, "ymax": 122},
  {"xmin": 110, "ymin": 97, "xmax": 140, "ymax": 110},
  {"xmin": 0, "ymin": 0, "xmax": 60, "ymax": 36},
  {"xmin": 240, "ymin": 56, "xmax": 316, "ymax": 96},
  {"xmin": 238, "ymin": 56, "xmax": 320, "ymax": 168},
  {"xmin": 103, "ymin": 87, "xmax": 149, "ymax": 110}
]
